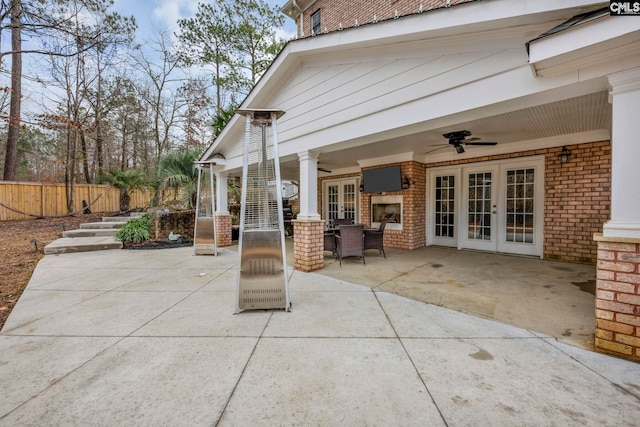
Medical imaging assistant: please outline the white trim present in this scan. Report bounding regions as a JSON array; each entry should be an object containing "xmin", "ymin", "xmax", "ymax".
[
  {"xmin": 426, "ymin": 168, "xmax": 459, "ymax": 247},
  {"xmin": 603, "ymin": 222, "xmax": 640, "ymax": 239},
  {"xmin": 608, "ymin": 67, "xmax": 640, "ymax": 98},
  {"xmin": 322, "ymin": 178, "xmax": 360, "ymax": 224},
  {"xmin": 371, "ymin": 195, "xmax": 403, "ymax": 231},
  {"xmin": 426, "ymin": 156, "xmax": 545, "ymax": 257}
]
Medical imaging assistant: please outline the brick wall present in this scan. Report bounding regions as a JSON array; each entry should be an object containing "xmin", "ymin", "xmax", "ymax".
[
  {"xmin": 594, "ymin": 237, "xmax": 640, "ymax": 361},
  {"xmin": 318, "ymin": 162, "xmax": 425, "ymax": 250},
  {"xmin": 545, "ymin": 142, "xmax": 611, "ymax": 263},
  {"xmin": 297, "ymin": 0, "xmax": 475, "ymax": 37},
  {"xmin": 360, "ymin": 161, "xmax": 425, "ymax": 250},
  {"xmin": 426, "ymin": 141, "xmax": 611, "ymax": 264},
  {"xmin": 216, "ymin": 214, "xmax": 232, "ymax": 247},
  {"xmin": 294, "ymin": 220, "xmax": 325, "ymax": 271},
  {"xmin": 152, "ymin": 210, "xmax": 195, "ymax": 241}
]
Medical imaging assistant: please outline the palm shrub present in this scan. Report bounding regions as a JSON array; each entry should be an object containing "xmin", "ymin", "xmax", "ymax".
[
  {"xmin": 98, "ymin": 169, "xmax": 149, "ymax": 212},
  {"xmin": 158, "ymin": 148, "xmax": 202, "ymax": 209},
  {"xmin": 116, "ymin": 214, "xmax": 151, "ymax": 244}
]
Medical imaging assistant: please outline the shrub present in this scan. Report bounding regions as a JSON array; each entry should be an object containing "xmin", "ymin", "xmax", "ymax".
[{"xmin": 116, "ymin": 214, "xmax": 151, "ymax": 243}]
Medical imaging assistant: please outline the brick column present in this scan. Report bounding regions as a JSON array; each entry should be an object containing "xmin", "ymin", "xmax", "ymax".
[
  {"xmin": 215, "ymin": 214, "xmax": 232, "ymax": 248},
  {"xmin": 293, "ymin": 220, "xmax": 324, "ymax": 272},
  {"xmin": 594, "ymin": 234, "xmax": 640, "ymax": 361}
]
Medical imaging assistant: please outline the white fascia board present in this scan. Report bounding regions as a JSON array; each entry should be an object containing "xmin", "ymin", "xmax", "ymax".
[
  {"xmin": 529, "ymin": 16, "xmax": 640, "ymax": 70},
  {"xmin": 199, "ymin": 42, "xmax": 301, "ymax": 163}
]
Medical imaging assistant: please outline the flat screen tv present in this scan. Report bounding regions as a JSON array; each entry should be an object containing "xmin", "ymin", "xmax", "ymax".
[{"xmin": 363, "ymin": 165, "xmax": 402, "ymax": 193}]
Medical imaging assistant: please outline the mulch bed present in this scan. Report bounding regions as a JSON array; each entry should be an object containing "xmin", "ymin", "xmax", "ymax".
[{"xmin": 123, "ymin": 240, "xmax": 193, "ymax": 250}]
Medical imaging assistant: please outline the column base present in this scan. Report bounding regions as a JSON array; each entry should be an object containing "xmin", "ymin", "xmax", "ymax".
[
  {"xmin": 594, "ymin": 233, "xmax": 640, "ymax": 361},
  {"xmin": 293, "ymin": 220, "xmax": 325, "ymax": 272},
  {"xmin": 215, "ymin": 214, "xmax": 233, "ymax": 248}
]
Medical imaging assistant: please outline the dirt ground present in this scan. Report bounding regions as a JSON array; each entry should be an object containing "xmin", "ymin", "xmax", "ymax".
[{"xmin": 0, "ymin": 212, "xmax": 109, "ymax": 331}]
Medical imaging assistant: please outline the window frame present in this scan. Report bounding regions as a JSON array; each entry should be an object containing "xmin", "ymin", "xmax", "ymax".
[{"xmin": 311, "ymin": 9, "xmax": 321, "ymax": 35}]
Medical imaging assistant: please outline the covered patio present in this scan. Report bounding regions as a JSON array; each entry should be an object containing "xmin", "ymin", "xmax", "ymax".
[
  {"xmin": 283, "ymin": 240, "xmax": 597, "ymax": 350},
  {"xmin": 201, "ymin": 0, "xmax": 640, "ymax": 360}
]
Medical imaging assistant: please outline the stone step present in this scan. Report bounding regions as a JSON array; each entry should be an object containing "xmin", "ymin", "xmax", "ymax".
[
  {"xmin": 62, "ymin": 228, "xmax": 119, "ymax": 238},
  {"xmin": 80, "ymin": 221, "xmax": 128, "ymax": 229},
  {"xmin": 44, "ymin": 236, "xmax": 123, "ymax": 255},
  {"xmin": 101, "ymin": 216, "xmax": 131, "ymax": 223},
  {"xmin": 44, "ymin": 214, "xmax": 146, "ymax": 254}
]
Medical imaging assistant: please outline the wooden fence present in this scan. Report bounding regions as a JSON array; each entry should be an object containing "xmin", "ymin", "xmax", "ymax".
[{"xmin": 0, "ymin": 181, "xmax": 154, "ymax": 221}]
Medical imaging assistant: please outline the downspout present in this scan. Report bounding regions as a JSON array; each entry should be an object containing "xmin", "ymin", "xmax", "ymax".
[{"xmin": 292, "ymin": 0, "xmax": 303, "ymax": 37}]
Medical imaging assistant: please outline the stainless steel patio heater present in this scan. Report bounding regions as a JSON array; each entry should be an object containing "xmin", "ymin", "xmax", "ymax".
[
  {"xmin": 193, "ymin": 161, "xmax": 217, "ymax": 255},
  {"xmin": 235, "ymin": 109, "xmax": 291, "ymax": 313}
]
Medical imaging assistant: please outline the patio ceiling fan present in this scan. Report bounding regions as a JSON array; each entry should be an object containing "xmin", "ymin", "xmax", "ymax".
[{"xmin": 426, "ymin": 130, "xmax": 497, "ymax": 154}]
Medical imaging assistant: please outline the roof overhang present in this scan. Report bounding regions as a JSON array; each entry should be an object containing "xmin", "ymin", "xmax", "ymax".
[
  {"xmin": 280, "ymin": 0, "xmax": 316, "ymax": 20},
  {"xmin": 201, "ymin": 0, "xmax": 615, "ymax": 173},
  {"xmin": 529, "ymin": 13, "xmax": 640, "ymax": 77}
]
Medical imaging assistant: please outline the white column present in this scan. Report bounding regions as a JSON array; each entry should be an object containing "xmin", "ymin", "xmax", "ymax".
[
  {"xmin": 297, "ymin": 150, "xmax": 321, "ymax": 221},
  {"xmin": 214, "ymin": 170, "xmax": 229, "ymax": 216},
  {"xmin": 604, "ymin": 67, "xmax": 640, "ymax": 238}
]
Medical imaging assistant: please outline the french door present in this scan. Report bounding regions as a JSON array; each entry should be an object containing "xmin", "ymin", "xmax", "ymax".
[
  {"xmin": 462, "ymin": 166, "xmax": 498, "ymax": 251},
  {"xmin": 324, "ymin": 178, "xmax": 359, "ymax": 225},
  {"xmin": 427, "ymin": 157, "xmax": 544, "ymax": 257}
]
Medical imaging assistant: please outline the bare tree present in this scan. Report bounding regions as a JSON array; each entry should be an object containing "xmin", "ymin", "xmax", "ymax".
[
  {"xmin": 177, "ymin": 76, "xmax": 212, "ymax": 150},
  {"xmin": 132, "ymin": 30, "xmax": 185, "ymax": 169},
  {"xmin": 39, "ymin": 0, "xmax": 135, "ymax": 210},
  {"xmin": 0, "ymin": 0, "xmax": 135, "ymax": 184},
  {"xmin": 2, "ymin": 0, "xmax": 22, "ymax": 181}
]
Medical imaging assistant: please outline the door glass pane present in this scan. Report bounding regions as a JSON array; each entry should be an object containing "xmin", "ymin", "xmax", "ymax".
[
  {"xmin": 435, "ymin": 175, "xmax": 455, "ymax": 238},
  {"xmin": 506, "ymin": 168, "xmax": 534, "ymax": 243},
  {"xmin": 468, "ymin": 172, "xmax": 491, "ymax": 240},
  {"xmin": 343, "ymin": 183, "xmax": 356, "ymax": 221},
  {"xmin": 327, "ymin": 184, "xmax": 339, "ymax": 224}
]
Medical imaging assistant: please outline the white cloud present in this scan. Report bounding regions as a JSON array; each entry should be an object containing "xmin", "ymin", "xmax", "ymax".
[{"xmin": 153, "ymin": 0, "xmax": 200, "ymax": 32}]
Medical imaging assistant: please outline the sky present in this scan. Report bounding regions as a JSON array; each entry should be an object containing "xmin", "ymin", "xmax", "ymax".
[
  {"xmin": 111, "ymin": 0, "xmax": 297, "ymax": 43},
  {"xmin": 0, "ymin": 1, "xmax": 297, "ymax": 127}
]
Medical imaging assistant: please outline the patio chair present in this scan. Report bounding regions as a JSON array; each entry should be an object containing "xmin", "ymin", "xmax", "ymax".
[
  {"xmin": 324, "ymin": 231, "xmax": 337, "ymax": 258},
  {"xmin": 333, "ymin": 218, "xmax": 353, "ymax": 226},
  {"xmin": 335, "ymin": 224, "xmax": 365, "ymax": 265},
  {"xmin": 364, "ymin": 219, "xmax": 388, "ymax": 258}
]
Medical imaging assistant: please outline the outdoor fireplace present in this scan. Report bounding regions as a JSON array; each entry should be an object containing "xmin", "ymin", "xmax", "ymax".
[{"xmin": 371, "ymin": 195, "xmax": 402, "ymax": 230}]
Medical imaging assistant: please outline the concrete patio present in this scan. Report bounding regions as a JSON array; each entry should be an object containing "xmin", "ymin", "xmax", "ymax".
[{"xmin": 1, "ymin": 245, "xmax": 638, "ymax": 425}]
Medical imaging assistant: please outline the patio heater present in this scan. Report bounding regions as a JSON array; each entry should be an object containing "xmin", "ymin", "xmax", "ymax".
[
  {"xmin": 193, "ymin": 161, "xmax": 217, "ymax": 255},
  {"xmin": 235, "ymin": 109, "xmax": 291, "ymax": 313}
]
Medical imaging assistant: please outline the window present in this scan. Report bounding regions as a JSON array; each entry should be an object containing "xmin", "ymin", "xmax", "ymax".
[
  {"xmin": 312, "ymin": 9, "xmax": 321, "ymax": 35},
  {"xmin": 435, "ymin": 175, "xmax": 455, "ymax": 238}
]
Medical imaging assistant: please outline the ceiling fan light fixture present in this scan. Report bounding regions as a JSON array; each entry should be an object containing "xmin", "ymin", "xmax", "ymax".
[{"xmin": 454, "ymin": 144, "xmax": 465, "ymax": 154}]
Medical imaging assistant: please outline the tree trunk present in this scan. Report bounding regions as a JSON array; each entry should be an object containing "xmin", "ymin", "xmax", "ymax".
[
  {"xmin": 80, "ymin": 131, "xmax": 91, "ymax": 183},
  {"xmin": 3, "ymin": 0, "xmax": 22, "ymax": 181},
  {"xmin": 95, "ymin": 75, "xmax": 104, "ymax": 177}
]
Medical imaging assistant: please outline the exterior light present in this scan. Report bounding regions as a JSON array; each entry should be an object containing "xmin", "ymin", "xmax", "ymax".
[
  {"xmin": 403, "ymin": 176, "xmax": 410, "ymax": 190},
  {"xmin": 558, "ymin": 146, "xmax": 571, "ymax": 164}
]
